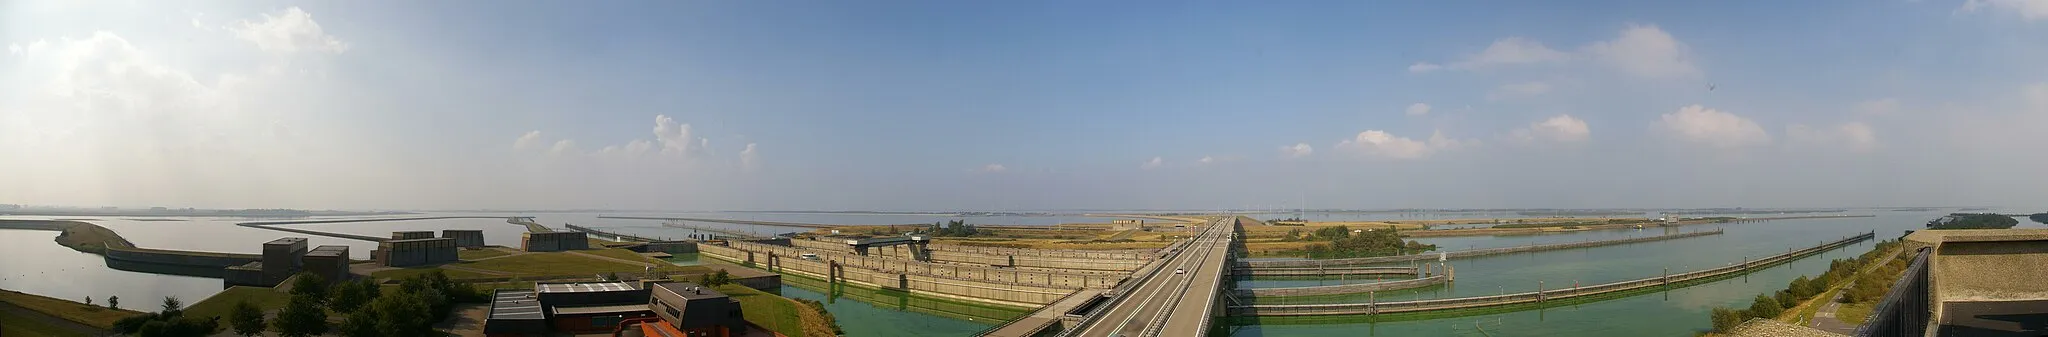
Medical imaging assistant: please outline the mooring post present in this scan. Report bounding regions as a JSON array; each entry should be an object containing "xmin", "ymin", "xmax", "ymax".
[{"xmin": 1662, "ymin": 267, "xmax": 1669, "ymax": 287}]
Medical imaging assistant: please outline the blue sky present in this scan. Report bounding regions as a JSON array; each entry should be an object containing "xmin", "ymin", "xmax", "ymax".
[{"xmin": 5, "ymin": 1, "xmax": 2048, "ymax": 210}]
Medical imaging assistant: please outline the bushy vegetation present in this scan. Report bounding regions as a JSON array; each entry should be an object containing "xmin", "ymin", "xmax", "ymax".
[
  {"xmin": 926, "ymin": 220, "xmax": 982, "ymax": 237},
  {"xmin": 1702, "ymin": 240, "xmax": 1905, "ymax": 333},
  {"xmin": 1926, "ymin": 213, "xmax": 2018, "ymax": 229},
  {"xmin": 2029, "ymin": 213, "xmax": 2048, "ymax": 224},
  {"xmin": 792, "ymin": 298, "xmax": 843, "ymax": 336},
  {"xmin": 698, "ymin": 269, "xmax": 735, "ymax": 287},
  {"xmin": 111, "ymin": 296, "xmax": 219, "ymax": 337},
  {"xmin": 1298, "ymin": 226, "xmax": 1437, "ymax": 259}
]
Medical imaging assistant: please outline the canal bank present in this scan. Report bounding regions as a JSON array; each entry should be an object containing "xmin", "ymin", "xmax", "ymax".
[{"xmin": 705, "ymin": 255, "xmax": 1031, "ymax": 336}]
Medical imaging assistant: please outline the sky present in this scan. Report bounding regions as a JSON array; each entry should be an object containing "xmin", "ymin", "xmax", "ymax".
[{"xmin": 4, "ymin": 0, "xmax": 2048, "ymax": 211}]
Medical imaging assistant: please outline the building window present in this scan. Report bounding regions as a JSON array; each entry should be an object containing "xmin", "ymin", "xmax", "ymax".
[
  {"xmin": 594, "ymin": 315, "xmax": 622, "ymax": 327},
  {"xmin": 666, "ymin": 304, "xmax": 681, "ymax": 318}
]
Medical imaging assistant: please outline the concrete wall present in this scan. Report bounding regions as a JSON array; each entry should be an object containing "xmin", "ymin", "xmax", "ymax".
[
  {"xmin": 925, "ymin": 251, "xmax": 1148, "ymax": 271},
  {"xmin": 925, "ymin": 244, "xmax": 1155, "ymax": 260},
  {"xmin": 523, "ymin": 232, "xmax": 589, "ymax": 252},
  {"xmin": 723, "ymin": 240, "xmax": 1123, "ymax": 289},
  {"xmin": 702, "ymin": 243, "xmax": 1086, "ymax": 307},
  {"xmin": 442, "ymin": 230, "xmax": 485, "ymax": 248},
  {"xmin": 1234, "ymin": 276, "xmax": 1446, "ymax": 297},
  {"xmin": 103, "ymin": 247, "xmax": 261, "ymax": 269}
]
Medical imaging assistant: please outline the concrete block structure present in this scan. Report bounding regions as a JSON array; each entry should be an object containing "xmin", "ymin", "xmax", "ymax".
[
  {"xmin": 534, "ymin": 282, "xmax": 655, "ymax": 333},
  {"xmin": 304, "ymin": 245, "xmax": 350, "ymax": 282},
  {"xmin": 262, "ymin": 237, "xmax": 308, "ymax": 282},
  {"xmin": 1110, "ymin": 219, "xmax": 1145, "ymax": 230},
  {"xmin": 392, "ymin": 231, "xmax": 435, "ymax": 240},
  {"xmin": 523, "ymin": 232, "xmax": 590, "ymax": 252},
  {"xmin": 649, "ymin": 282, "xmax": 745, "ymax": 336},
  {"xmin": 443, "ymin": 229, "xmax": 485, "ymax": 248},
  {"xmin": 627, "ymin": 241, "xmax": 698, "ymax": 254},
  {"xmin": 222, "ymin": 262, "xmax": 267, "ymax": 287},
  {"xmin": 376, "ymin": 238, "xmax": 459, "ymax": 267}
]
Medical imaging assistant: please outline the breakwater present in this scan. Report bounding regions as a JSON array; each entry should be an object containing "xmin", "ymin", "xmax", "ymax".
[
  {"xmin": 1235, "ymin": 275, "xmax": 1448, "ymax": 297},
  {"xmin": 562, "ymin": 223, "xmax": 669, "ymax": 242},
  {"xmin": 1231, "ymin": 231, "xmax": 1875, "ymax": 316},
  {"xmin": 1241, "ymin": 229, "xmax": 1724, "ymax": 268},
  {"xmin": 598, "ymin": 215, "xmax": 838, "ymax": 228},
  {"xmin": 2, "ymin": 219, "xmax": 260, "ymax": 277},
  {"xmin": 236, "ymin": 216, "xmax": 517, "ymax": 242}
]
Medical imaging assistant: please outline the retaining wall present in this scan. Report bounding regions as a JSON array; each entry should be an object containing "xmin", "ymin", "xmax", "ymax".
[
  {"xmin": 103, "ymin": 247, "xmax": 261, "ymax": 269},
  {"xmin": 1235, "ymin": 275, "xmax": 1448, "ymax": 297},
  {"xmin": 1241, "ymin": 229, "xmax": 1724, "ymax": 268},
  {"xmin": 1233, "ymin": 231, "xmax": 1874, "ymax": 316},
  {"xmin": 701, "ymin": 243, "xmax": 1073, "ymax": 306},
  {"xmin": 1235, "ymin": 266, "xmax": 1418, "ymax": 277},
  {"xmin": 724, "ymin": 240, "xmax": 1123, "ymax": 289}
]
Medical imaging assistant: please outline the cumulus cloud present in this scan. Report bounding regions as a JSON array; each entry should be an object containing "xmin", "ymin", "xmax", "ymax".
[
  {"xmin": 1336, "ymin": 130, "xmax": 1469, "ymax": 159},
  {"xmin": 1280, "ymin": 143, "xmax": 1315, "ymax": 158},
  {"xmin": 1510, "ymin": 114, "xmax": 1591, "ymax": 143},
  {"xmin": 1584, "ymin": 25, "xmax": 1698, "ymax": 79},
  {"xmin": 548, "ymin": 140, "xmax": 578, "ymax": 156},
  {"xmin": 1960, "ymin": 0, "xmax": 2048, "ymax": 20},
  {"xmin": 1141, "ymin": 157, "xmax": 1164, "ymax": 170},
  {"xmin": 514, "ymin": 131, "xmax": 545, "ymax": 150},
  {"xmin": 1787, "ymin": 122, "xmax": 1878, "ymax": 153},
  {"xmin": 1405, "ymin": 103, "xmax": 1432, "ymax": 116},
  {"xmin": 1655, "ymin": 105, "xmax": 1770, "ymax": 148},
  {"xmin": 1487, "ymin": 81, "xmax": 1552, "ymax": 100},
  {"xmin": 740, "ymin": 143, "xmax": 760, "ymax": 169},
  {"xmin": 228, "ymin": 7, "xmax": 349, "ymax": 54},
  {"xmin": 653, "ymin": 115, "xmax": 707, "ymax": 156},
  {"xmin": 978, "ymin": 164, "xmax": 1008, "ymax": 173},
  {"xmin": 1442, "ymin": 37, "xmax": 1570, "ymax": 70}
]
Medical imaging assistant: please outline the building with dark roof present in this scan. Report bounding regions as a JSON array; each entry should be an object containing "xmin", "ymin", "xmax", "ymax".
[
  {"xmin": 484, "ymin": 290, "xmax": 546, "ymax": 337},
  {"xmin": 262, "ymin": 237, "xmax": 307, "ymax": 282},
  {"xmin": 303, "ymin": 245, "xmax": 350, "ymax": 282},
  {"xmin": 648, "ymin": 282, "xmax": 745, "ymax": 337},
  {"xmin": 522, "ymin": 232, "xmax": 590, "ymax": 252},
  {"xmin": 443, "ymin": 229, "xmax": 485, "ymax": 248},
  {"xmin": 374, "ymin": 237, "xmax": 458, "ymax": 267},
  {"xmin": 392, "ymin": 231, "xmax": 435, "ymax": 240}
]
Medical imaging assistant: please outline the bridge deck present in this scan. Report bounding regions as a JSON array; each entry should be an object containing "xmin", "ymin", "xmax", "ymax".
[{"xmin": 1070, "ymin": 217, "xmax": 1232, "ymax": 337}]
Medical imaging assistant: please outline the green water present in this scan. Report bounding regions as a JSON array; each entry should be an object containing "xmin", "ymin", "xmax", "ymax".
[
  {"xmin": 772, "ymin": 272, "xmax": 1029, "ymax": 337},
  {"xmin": 662, "ymin": 252, "xmax": 702, "ymax": 266}
]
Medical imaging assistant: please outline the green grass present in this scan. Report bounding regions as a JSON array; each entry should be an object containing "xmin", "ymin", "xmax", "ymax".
[
  {"xmin": 183, "ymin": 286, "xmax": 289, "ymax": 320},
  {"xmin": 715, "ymin": 284, "xmax": 806, "ymax": 337},
  {"xmin": 459, "ymin": 251, "xmax": 652, "ymax": 276},
  {"xmin": 1837, "ymin": 301, "xmax": 1876, "ymax": 325},
  {"xmin": 1, "ymin": 310, "xmax": 88, "ymax": 337},
  {"xmin": 457, "ymin": 248, "xmax": 513, "ymax": 260},
  {"xmin": 371, "ymin": 267, "xmax": 493, "ymax": 280},
  {"xmin": 581, "ymin": 248, "xmax": 660, "ymax": 263},
  {"xmin": 0, "ymin": 289, "xmax": 146, "ymax": 329}
]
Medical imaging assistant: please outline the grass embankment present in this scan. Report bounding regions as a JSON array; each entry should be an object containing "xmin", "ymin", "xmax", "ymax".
[
  {"xmin": 580, "ymin": 247, "xmax": 665, "ymax": 263},
  {"xmin": 456, "ymin": 247, "xmax": 514, "ymax": 260},
  {"xmin": 0, "ymin": 289, "xmax": 147, "ymax": 329},
  {"xmin": 0, "ymin": 310, "xmax": 87, "ymax": 337},
  {"xmin": 714, "ymin": 284, "xmax": 839, "ymax": 337},
  {"xmin": 181, "ymin": 286, "xmax": 289, "ymax": 320}
]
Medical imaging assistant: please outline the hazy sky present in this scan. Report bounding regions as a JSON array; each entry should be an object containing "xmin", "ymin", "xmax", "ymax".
[{"xmin": 4, "ymin": 1, "xmax": 2047, "ymax": 211}]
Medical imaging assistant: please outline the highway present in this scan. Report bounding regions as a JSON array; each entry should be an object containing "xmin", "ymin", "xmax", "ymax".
[{"xmin": 1070, "ymin": 216, "xmax": 1235, "ymax": 337}]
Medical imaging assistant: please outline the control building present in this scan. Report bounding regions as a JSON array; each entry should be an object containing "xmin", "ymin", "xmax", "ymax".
[
  {"xmin": 523, "ymin": 232, "xmax": 590, "ymax": 252},
  {"xmin": 375, "ymin": 237, "xmax": 459, "ymax": 267},
  {"xmin": 304, "ymin": 245, "xmax": 351, "ymax": 282},
  {"xmin": 223, "ymin": 237, "xmax": 309, "ymax": 287},
  {"xmin": 392, "ymin": 231, "xmax": 435, "ymax": 240}
]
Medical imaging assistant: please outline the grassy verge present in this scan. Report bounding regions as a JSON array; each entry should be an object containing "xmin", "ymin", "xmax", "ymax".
[
  {"xmin": 459, "ymin": 251, "xmax": 651, "ymax": 275},
  {"xmin": 714, "ymin": 284, "xmax": 807, "ymax": 337},
  {"xmin": 581, "ymin": 248, "xmax": 662, "ymax": 263},
  {"xmin": 457, "ymin": 248, "xmax": 513, "ymax": 260},
  {"xmin": 1837, "ymin": 301, "xmax": 1876, "ymax": 325},
  {"xmin": 183, "ymin": 286, "xmax": 289, "ymax": 320},
  {"xmin": 0, "ymin": 310, "xmax": 87, "ymax": 337},
  {"xmin": 371, "ymin": 267, "xmax": 492, "ymax": 280},
  {"xmin": 0, "ymin": 289, "xmax": 146, "ymax": 329}
]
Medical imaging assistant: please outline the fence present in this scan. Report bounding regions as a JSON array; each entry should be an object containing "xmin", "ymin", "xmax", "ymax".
[
  {"xmin": 1235, "ymin": 231, "xmax": 1873, "ymax": 316},
  {"xmin": 1854, "ymin": 247, "xmax": 1932, "ymax": 337}
]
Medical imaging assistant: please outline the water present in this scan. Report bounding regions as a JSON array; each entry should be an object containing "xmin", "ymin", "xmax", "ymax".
[
  {"xmin": 0, "ymin": 230, "xmax": 219, "ymax": 310},
  {"xmin": 773, "ymin": 273, "xmax": 1025, "ymax": 337}
]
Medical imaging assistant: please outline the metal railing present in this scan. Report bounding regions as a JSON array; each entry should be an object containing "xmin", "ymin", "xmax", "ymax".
[{"xmin": 1855, "ymin": 247, "xmax": 1932, "ymax": 337}]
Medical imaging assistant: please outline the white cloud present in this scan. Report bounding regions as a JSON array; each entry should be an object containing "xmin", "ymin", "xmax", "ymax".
[
  {"xmin": 1199, "ymin": 156, "xmax": 1216, "ymax": 164},
  {"xmin": 548, "ymin": 140, "xmax": 578, "ymax": 156},
  {"xmin": 653, "ymin": 115, "xmax": 707, "ymax": 156},
  {"xmin": 8, "ymin": 43, "xmax": 20, "ymax": 55},
  {"xmin": 228, "ymin": 7, "xmax": 348, "ymax": 54},
  {"xmin": 1446, "ymin": 37, "xmax": 1569, "ymax": 70},
  {"xmin": 1408, "ymin": 62, "xmax": 1443, "ymax": 73},
  {"xmin": 1584, "ymin": 25, "xmax": 1698, "ymax": 79},
  {"xmin": 1960, "ymin": 0, "xmax": 2048, "ymax": 20},
  {"xmin": 978, "ymin": 164, "xmax": 1008, "ymax": 173},
  {"xmin": 1487, "ymin": 81, "xmax": 1552, "ymax": 100},
  {"xmin": 1655, "ymin": 105, "xmax": 1770, "ymax": 148},
  {"xmin": 1336, "ymin": 130, "xmax": 1468, "ymax": 159},
  {"xmin": 1787, "ymin": 122, "xmax": 1878, "ymax": 153},
  {"xmin": 1510, "ymin": 114, "xmax": 1591, "ymax": 143},
  {"xmin": 1280, "ymin": 143, "xmax": 1314, "ymax": 158},
  {"xmin": 1141, "ymin": 157, "xmax": 1164, "ymax": 170},
  {"xmin": 514, "ymin": 131, "xmax": 545, "ymax": 150},
  {"xmin": 1405, "ymin": 103, "xmax": 1432, "ymax": 116},
  {"xmin": 740, "ymin": 143, "xmax": 760, "ymax": 169}
]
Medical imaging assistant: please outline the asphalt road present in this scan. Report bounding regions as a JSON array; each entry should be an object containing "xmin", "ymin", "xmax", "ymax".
[{"xmin": 1074, "ymin": 217, "xmax": 1233, "ymax": 337}]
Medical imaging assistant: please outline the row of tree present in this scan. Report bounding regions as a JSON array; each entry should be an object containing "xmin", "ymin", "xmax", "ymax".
[
  {"xmin": 1295, "ymin": 226, "xmax": 1438, "ymax": 259},
  {"xmin": 1706, "ymin": 240, "xmax": 1905, "ymax": 333},
  {"xmin": 110, "ymin": 297, "xmax": 215, "ymax": 336},
  {"xmin": 926, "ymin": 220, "xmax": 982, "ymax": 237},
  {"xmin": 1926, "ymin": 213, "xmax": 2019, "ymax": 229}
]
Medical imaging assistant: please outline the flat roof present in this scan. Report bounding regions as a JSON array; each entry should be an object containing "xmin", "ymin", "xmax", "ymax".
[
  {"xmin": 489, "ymin": 290, "xmax": 544, "ymax": 321},
  {"xmin": 1906, "ymin": 229, "xmax": 2048, "ymax": 245},
  {"xmin": 651, "ymin": 282, "xmax": 730, "ymax": 300},
  {"xmin": 536, "ymin": 281, "xmax": 638, "ymax": 294},
  {"xmin": 265, "ymin": 237, "xmax": 306, "ymax": 245},
  {"xmin": 227, "ymin": 261, "xmax": 263, "ymax": 271},
  {"xmin": 551, "ymin": 304, "xmax": 651, "ymax": 316},
  {"xmin": 306, "ymin": 245, "xmax": 349, "ymax": 257},
  {"xmin": 442, "ymin": 229, "xmax": 482, "ymax": 233},
  {"xmin": 385, "ymin": 237, "xmax": 454, "ymax": 243}
]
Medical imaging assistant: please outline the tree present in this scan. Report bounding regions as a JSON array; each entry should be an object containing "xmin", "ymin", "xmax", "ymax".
[
  {"xmin": 1747, "ymin": 294, "xmax": 1783, "ymax": 319},
  {"xmin": 161, "ymin": 296, "xmax": 184, "ymax": 316},
  {"xmin": 329, "ymin": 278, "xmax": 380, "ymax": 313},
  {"xmin": 1710, "ymin": 307, "xmax": 1745, "ymax": 333},
  {"xmin": 228, "ymin": 300, "xmax": 266, "ymax": 336},
  {"xmin": 288, "ymin": 273, "xmax": 329, "ymax": 303},
  {"xmin": 108, "ymin": 295, "xmax": 120, "ymax": 310},
  {"xmin": 371, "ymin": 292, "xmax": 436, "ymax": 337},
  {"xmin": 85, "ymin": 296, "xmax": 93, "ymax": 307},
  {"xmin": 605, "ymin": 271, "xmax": 620, "ymax": 281},
  {"xmin": 272, "ymin": 297, "xmax": 328, "ymax": 337},
  {"xmin": 336, "ymin": 309, "xmax": 380, "ymax": 337},
  {"xmin": 711, "ymin": 269, "xmax": 733, "ymax": 286}
]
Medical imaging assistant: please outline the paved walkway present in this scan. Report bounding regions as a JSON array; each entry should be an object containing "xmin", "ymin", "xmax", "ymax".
[
  {"xmin": 0, "ymin": 300, "xmax": 108, "ymax": 336},
  {"xmin": 1808, "ymin": 248, "xmax": 1903, "ymax": 334}
]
